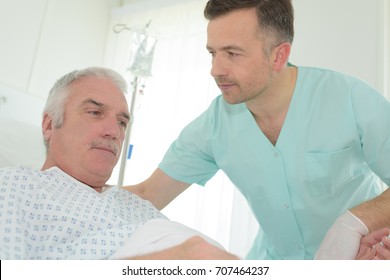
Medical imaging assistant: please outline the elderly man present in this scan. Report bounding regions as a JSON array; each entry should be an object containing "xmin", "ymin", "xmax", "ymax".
[{"xmin": 0, "ymin": 67, "xmax": 237, "ymax": 260}]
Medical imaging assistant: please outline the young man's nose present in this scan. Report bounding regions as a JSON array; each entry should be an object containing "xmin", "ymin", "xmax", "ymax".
[{"xmin": 210, "ymin": 54, "xmax": 228, "ymax": 78}]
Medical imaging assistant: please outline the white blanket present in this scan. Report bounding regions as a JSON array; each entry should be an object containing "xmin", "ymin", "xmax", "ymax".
[{"xmin": 110, "ymin": 218, "xmax": 224, "ymax": 259}]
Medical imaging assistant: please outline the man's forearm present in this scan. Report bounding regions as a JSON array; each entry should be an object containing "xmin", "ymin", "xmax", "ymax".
[
  {"xmin": 350, "ymin": 188, "xmax": 390, "ymax": 232},
  {"xmin": 123, "ymin": 168, "xmax": 190, "ymax": 210}
]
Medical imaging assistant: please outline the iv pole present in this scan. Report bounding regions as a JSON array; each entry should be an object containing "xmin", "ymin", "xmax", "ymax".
[
  {"xmin": 117, "ymin": 77, "xmax": 138, "ymax": 187},
  {"xmin": 114, "ymin": 21, "xmax": 156, "ymax": 187}
]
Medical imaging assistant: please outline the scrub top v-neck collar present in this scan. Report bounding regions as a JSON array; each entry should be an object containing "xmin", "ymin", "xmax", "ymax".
[{"xmin": 244, "ymin": 67, "xmax": 301, "ymax": 152}]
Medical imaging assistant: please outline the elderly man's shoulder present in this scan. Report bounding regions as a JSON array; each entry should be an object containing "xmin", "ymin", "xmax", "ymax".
[
  {"xmin": 0, "ymin": 165, "xmax": 41, "ymax": 192},
  {"xmin": 0, "ymin": 165, "xmax": 37, "ymax": 178}
]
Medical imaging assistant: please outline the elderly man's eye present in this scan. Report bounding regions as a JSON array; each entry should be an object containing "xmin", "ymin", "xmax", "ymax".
[
  {"xmin": 118, "ymin": 120, "xmax": 128, "ymax": 129},
  {"xmin": 88, "ymin": 110, "xmax": 102, "ymax": 116}
]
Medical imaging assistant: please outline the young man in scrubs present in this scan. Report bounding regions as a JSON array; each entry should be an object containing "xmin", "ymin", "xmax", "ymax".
[{"xmin": 126, "ymin": 0, "xmax": 390, "ymax": 259}]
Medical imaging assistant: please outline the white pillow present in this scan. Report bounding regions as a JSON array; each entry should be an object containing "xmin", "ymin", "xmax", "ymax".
[{"xmin": 0, "ymin": 117, "xmax": 45, "ymax": 169}]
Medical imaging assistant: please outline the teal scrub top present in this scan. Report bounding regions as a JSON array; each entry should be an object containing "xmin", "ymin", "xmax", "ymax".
[{"xmin": 159, "ymin": 66, "xmax": 390, "ymax": 259}]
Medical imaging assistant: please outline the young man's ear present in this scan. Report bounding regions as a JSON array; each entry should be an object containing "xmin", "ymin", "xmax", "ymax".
[
  {"xmin": 42, "ymin": 113, "xmax": 53, "ymax": 143},
  {"xmin": 272, "ymin": 42, "xmax": 291, "ymax": 72}
]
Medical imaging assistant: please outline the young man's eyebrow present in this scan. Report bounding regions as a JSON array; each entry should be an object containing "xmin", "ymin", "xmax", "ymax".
[{"xmin": 206, "ymin": 44, "xmax": 245, "ymax": 52}]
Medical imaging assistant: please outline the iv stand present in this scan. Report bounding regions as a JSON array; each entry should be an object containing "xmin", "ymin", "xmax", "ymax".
[
  {"xmin": 117, "ymin": 76, "xmax": 139, "ymax": 187},
  {"xmin": 114, "ymin": 21, "xmax": 155, "ymax": 187}
]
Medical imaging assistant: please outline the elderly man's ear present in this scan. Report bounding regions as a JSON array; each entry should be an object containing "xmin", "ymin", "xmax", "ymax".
[{"xmin": 42, "ymin": 113, "xmax": 53, "ymax": 143}]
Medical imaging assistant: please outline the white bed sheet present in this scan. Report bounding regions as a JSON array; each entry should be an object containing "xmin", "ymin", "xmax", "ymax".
[{"xmin": 110, "ymin": 218, "xmax": 225, "ymax": 259}]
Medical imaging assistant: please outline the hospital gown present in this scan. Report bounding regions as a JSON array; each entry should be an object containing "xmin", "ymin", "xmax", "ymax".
[{"xmin": 0, "ymin": 166, "xmax": 166, "ymax": 259}]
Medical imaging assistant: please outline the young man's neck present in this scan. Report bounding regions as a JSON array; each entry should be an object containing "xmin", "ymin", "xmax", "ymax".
[
  {"xmin": 247, "ymin": 65, "xmax": 297, "ymax": 121},
  {"xmin": 247, "ymin": 66, "xmax": 297, "ymax": 146}
]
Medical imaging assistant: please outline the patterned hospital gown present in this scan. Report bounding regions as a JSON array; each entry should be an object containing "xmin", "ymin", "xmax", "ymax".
[{"xmin": 0, "ymin": 166, "xmax": 166, "ymax": 259}]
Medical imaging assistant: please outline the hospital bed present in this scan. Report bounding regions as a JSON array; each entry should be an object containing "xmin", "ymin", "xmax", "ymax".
[{"xmin": 0, "ymin": 83, "xmax": 45, "ymax": 169}]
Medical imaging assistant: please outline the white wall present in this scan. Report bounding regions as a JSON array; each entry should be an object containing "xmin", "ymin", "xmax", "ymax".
[
  {"xmin": 291, "ymin": 0, "xmax": 385, "ymax": 94},
  {"xmin": 120, "ymin": 0, "xmax": 387, "ymax": 95},
  {"xmin": 0, "ymin": 0, "xmax": 387, "ymax": 116},
  {"xmin": 0, "ymin": 0, "xmax": 120, "ymax": 102}
]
